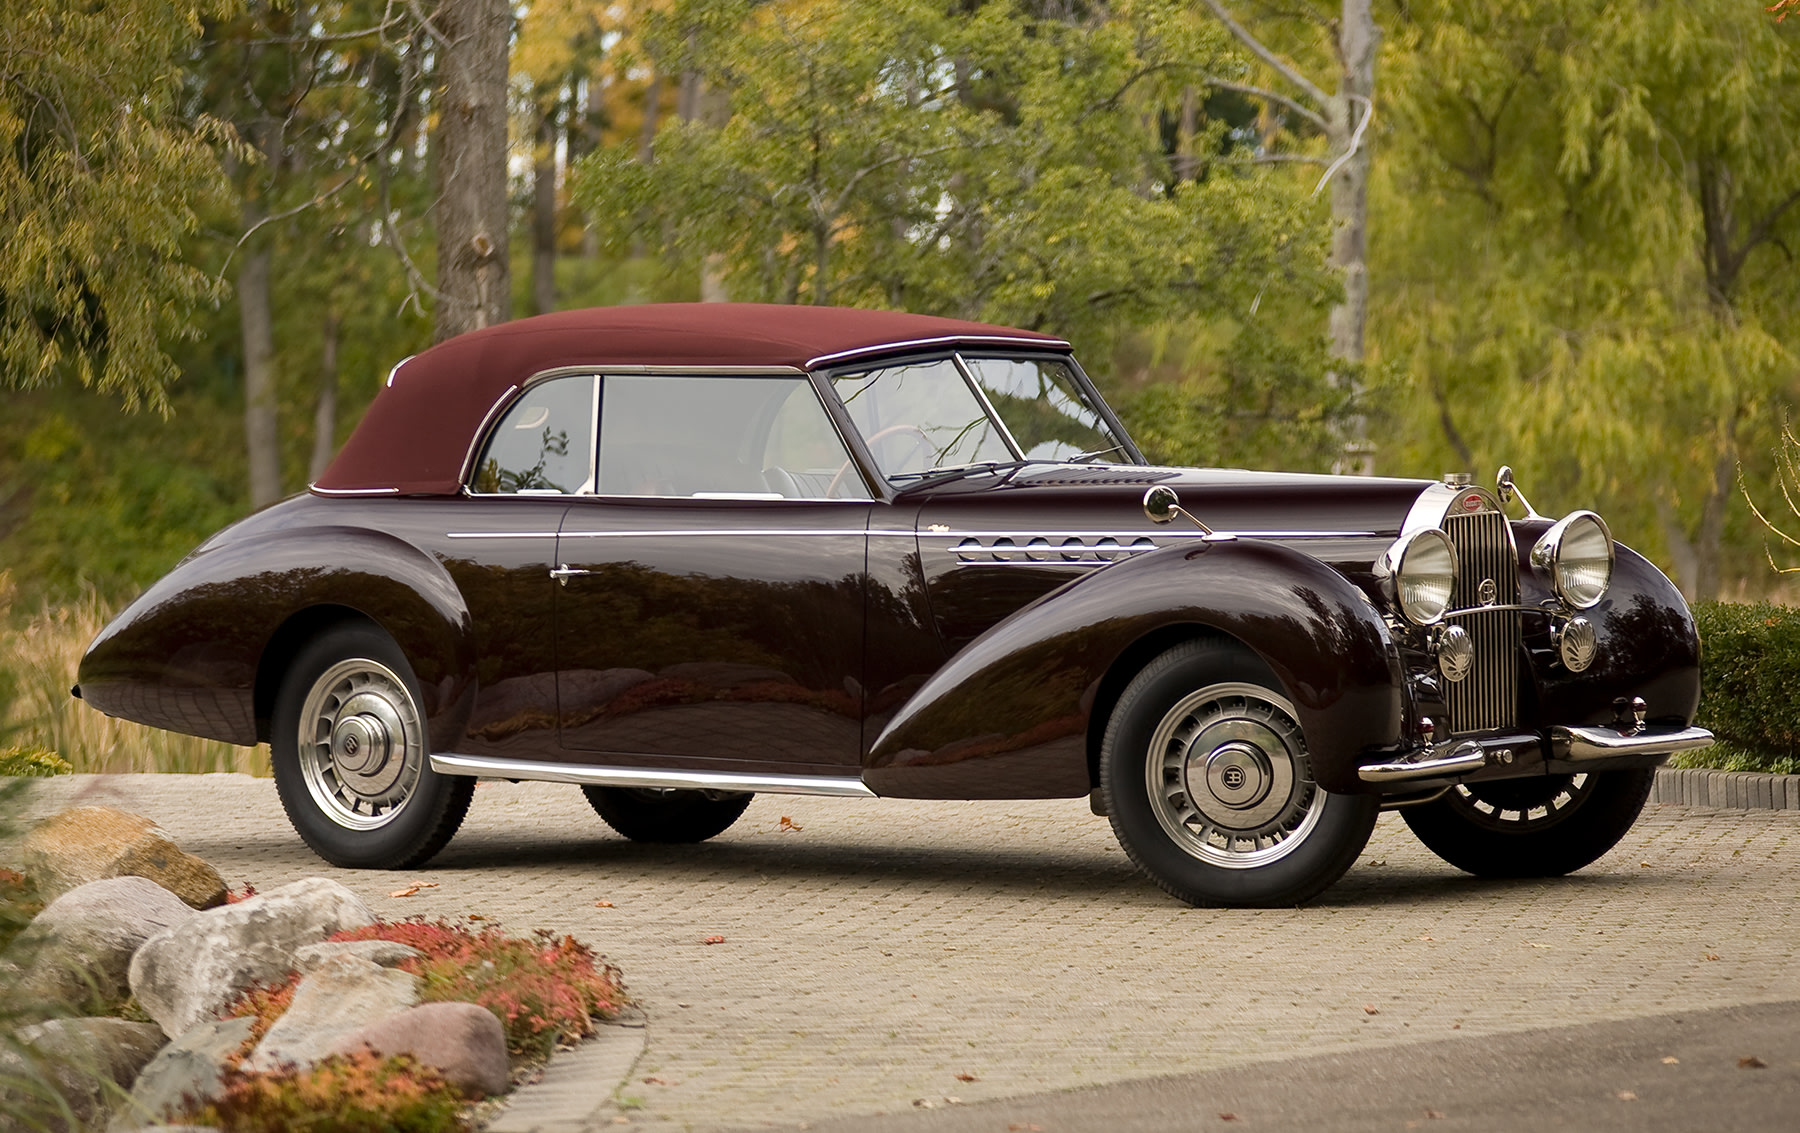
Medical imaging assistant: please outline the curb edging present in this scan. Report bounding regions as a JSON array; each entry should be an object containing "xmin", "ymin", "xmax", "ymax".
[{"xmin": 1651, "ymin": 767, "xmax": 1800, "ymax": 812}]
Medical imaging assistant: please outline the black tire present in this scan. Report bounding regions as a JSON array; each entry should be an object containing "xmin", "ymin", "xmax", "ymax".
[
  {"xmin": 582, "ymin": 786, "xmax": 753, "ymax": 843},
  {"xmin": 271, "ymin": 623, "xmax": 473, "ymax": 869},
  {"xmin": 1401, "ymin": 768, "xmax": 1655, "ymax": 878},
  {"xmin": 1100, "ymin": 639, "xmax": 1379, "ymax": 907}
]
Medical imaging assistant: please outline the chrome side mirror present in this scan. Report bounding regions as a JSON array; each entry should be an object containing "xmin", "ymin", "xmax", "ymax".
[
  {"xmin": 1495, "ymin": 465, "xmax": 1544, "ymax": 521},
  {"xmin": 1143, "ymin": 485, "xmax": 1181, "ymax": 524}
]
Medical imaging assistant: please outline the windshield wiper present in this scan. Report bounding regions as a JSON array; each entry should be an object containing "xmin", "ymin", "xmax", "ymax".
[
  {"xmin": 1070, "ymin": 443, "xmax": 1128, "ymax": 464},
  {"xmin": 891, "ymin": 459, "xmax": 1047, "ymax": 494}
]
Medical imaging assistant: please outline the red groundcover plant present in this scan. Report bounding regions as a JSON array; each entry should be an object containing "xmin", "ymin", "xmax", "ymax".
[{"xmin": 330, "ymin": 919, "xmax": 626, "ymax": 1058}]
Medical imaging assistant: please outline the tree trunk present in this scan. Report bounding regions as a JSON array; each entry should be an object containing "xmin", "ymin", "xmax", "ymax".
[
  {"xmin": 308, "ymin": 311, "xmax": 341, "ymax": 483},
  {"xmin": 1175, "ymin": 86, "xmax": 1200, "ymax": 183},
  {"xmin": 1325, "ymin": 0, "xmax": 1378, "ymax": 475},
  {"xmin": 532, "ymin": 96, "xmax": 558, "ymax": 316},
  {"xmin": 238, "ymin": 217, "xmax": 282, "ymax": 509},
  {"xmin": 433, "ymin": 0, "xmax": 513, "ymax": 342}
]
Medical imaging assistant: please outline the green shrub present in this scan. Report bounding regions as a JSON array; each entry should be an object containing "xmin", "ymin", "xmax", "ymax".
[
  {"xmin": 0, "ymin": 745, "xmax": 73, "ymax": 777},
  {"xmin": 1687, "ymin": 601, "xmax": 1800, "ymax": 774}
]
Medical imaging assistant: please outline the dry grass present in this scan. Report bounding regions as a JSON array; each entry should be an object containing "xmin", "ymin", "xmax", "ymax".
[{"xmin": 0, "ymin": 572, "xmax": 269, "ymax": 776}]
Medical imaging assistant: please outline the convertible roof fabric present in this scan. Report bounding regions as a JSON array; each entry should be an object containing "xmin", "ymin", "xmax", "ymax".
[{"xmin": 314, "ymin": 303, "xmax": 1068, "ymax": 496}]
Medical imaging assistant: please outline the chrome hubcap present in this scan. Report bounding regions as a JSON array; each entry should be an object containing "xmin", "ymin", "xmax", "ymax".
[
  {"xmin": 297, "ymin": 659, "xmax": 423, "ymax": 830},
  {"xmin": 1146, "ymin": 682, "xmax": 1323, "ymax": 869}
]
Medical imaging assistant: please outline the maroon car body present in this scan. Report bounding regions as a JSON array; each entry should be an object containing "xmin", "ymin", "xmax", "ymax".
[{"xmin": 76, "ymin": 304, "xmax": 1712, "ymax": 906}]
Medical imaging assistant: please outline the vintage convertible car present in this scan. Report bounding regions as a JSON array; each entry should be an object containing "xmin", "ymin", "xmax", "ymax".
[{"xmin": 75, "ymin": 304, "xmax": 1713, "ymax": 906}]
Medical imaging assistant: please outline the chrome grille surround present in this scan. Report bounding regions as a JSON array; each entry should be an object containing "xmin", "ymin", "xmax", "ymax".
[{"xmin": 1442, "ymin": 507, "xmax": 1521, "ymax": 735}]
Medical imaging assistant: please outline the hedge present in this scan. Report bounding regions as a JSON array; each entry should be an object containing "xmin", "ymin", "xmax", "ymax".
[{"xmin": 1683, "ymin": 601, "xmax": 1800, "ymax": 775}]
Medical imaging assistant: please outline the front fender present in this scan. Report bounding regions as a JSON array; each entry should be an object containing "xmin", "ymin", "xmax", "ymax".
[
  {"xmin": 79, "ymin": 524, "xmax": 474, "ymax": 747},
  {"xmin": 866, "ymin": 538, "xmax": 1404, "ymax": 797}
]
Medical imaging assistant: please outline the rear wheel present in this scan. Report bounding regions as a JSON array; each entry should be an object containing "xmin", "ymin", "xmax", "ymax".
[
  {"xmin": 1100, "ymin": 640, "xmax": 1378, "ymax": 907},
  {"xmin": 271, "ymin": 624, "xmax": 472, "ymax": 869},
  {"xmin": 1401, "ymin": 769, "xmax": 1654, "ymax": 877},
  {"xmin": 582, "ymin": 785, "xmax": 753, "ymax": 843}
]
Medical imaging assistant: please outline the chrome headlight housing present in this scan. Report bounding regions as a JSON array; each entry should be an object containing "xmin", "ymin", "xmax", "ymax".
[
  {"xmin": 1377, "ymin": 529, "xmax": 1459, "ymax": 626},
  {"xmin": 1531, "ymin": 511, "xmax": 1614, "ymax": 610}
]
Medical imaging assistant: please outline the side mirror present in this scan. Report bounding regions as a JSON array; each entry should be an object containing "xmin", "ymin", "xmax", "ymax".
[{"xmin": 1142, "ymin": 485, "xmax": 1181, "ymax": 525}]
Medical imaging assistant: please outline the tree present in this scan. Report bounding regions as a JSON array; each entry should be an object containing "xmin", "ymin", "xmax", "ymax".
[
  {"xmin": 0, "ymin": 0, "xmax": 230, "ymax": 411},
  {"xmin": 432, "ymin": 0, "xmax": 513, "ymax": 340},
  {"xmin": 1373, "ymin": 0, "xmax": 1800, "ymax": 599}
]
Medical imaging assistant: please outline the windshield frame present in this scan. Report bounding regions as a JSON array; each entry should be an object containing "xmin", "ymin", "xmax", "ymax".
[{"xmin": 815, "ymin": 348, "xmax": 1144, "ymax": 498}]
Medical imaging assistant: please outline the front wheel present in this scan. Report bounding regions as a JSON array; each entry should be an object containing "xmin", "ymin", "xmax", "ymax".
[
  {"xmin": 271, "ymin": 624, "xmax": 473, "ymax": 869},
  {"xmin": 582, "ymin": 786, "xmax": 752, "ymax": 843},
  {"xmin": 1100, "ymin": 640, "xmax": 1378, "ymax": 907},
  {"xmin": 1400, "ymin": 769, "xmax": 1654, "ymax": 877}
]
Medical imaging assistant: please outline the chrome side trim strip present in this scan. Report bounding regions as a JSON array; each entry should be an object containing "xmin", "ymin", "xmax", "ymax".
[
  {"xmin": 446, "ymin": 529, "xmax": 866, "ymax": 539},
  {"xmin": 1552, "ymin": 725, "xmax": 1714, "ymax": 762},
  {"xmin": 430, "ymin": 753, "xmax": 878, "ymax": 797},
  {"xmin": 310, "ymin": 485, "xmax": 401, "ymax": 496},
  {"xmin": 920, "ymin": 529, "xmax": 1375, "ymax": 539},
  {"xmin": 806, "ymin": 335, "xmax": 1071, "ymax": 369}
]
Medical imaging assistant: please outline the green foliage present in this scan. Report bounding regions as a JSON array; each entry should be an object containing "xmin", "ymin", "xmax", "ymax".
[
  {"xmin": 0, "ymin": 747, "xmax": 71, "ymax": 778},
  {"xmin": 1686, "ymin": 601, "xmax": 1800, "ymax": 773},
  {"xmin": 574, "ymin": 0, "xmax": 1341, "ymax": 437},
  {"xmin": 1372, "ymin": 1, "xmax": 1800, "ymax": 597},
  {"xmin": 332, "ymin": 919, "xmax": 627, "ymax": 1059},
  {"xmin": 0, "ymin": 0, "xmax": 231, "ymax": 410},
  {"xmin": 180, "ymin": 1050, "xmax": 466, "ymax": 1132}
]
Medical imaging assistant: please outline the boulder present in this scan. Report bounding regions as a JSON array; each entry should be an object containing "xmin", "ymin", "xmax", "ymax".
[
  {"xmin": 20, "ymin": 807, "xmax": 227, "ymax": 909},
  {"xmin": 293, "ymin": 938, "xmax": 422, "ymax": 973},
  {"xmin": 0, "ymin": 1017, "xmax": 165, "ymax": 1131},
  {"xmin": 113, "ymin": 1016, "xmax": 255, "ymax": 1129},
  {"xmin": 9, "ymin": 876, "xmax": 197, "ymax": 1010},
  {"xmin": 129, "ymin": 877, "xmax": 376, "ymax": 1039},
  {"xmin": 327, "ymin": 1001, "xmax": 510, "ymax": 1097},
  {"xmin": 245, "ymin": 953, "xmax": 420, "ymax": 1073}
]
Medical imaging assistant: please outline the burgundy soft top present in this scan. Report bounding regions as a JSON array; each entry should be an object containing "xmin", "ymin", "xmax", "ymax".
[{"xmin": 314, "ymin": 303, "xmax": 1068, "ymax": 496}]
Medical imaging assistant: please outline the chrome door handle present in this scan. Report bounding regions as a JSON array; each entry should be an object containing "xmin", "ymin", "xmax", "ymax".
[{"xmin": 549, "ymin": 564, "xmax": 592, "ymax": 587}]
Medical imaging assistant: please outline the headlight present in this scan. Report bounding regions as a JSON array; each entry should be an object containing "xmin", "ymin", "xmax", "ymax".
[
  {"xmin": 1530, "ymin": 511, "xmax": 1614, "ymax": 609},
  {"xmin": 1378, "ymin": 529, "xmax": 1459, "ymax": 626}
]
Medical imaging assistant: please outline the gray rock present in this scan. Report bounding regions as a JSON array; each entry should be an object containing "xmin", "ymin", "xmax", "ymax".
[
  {"xmin": 129, "ymin": 877, "xmax": 376, "ymax": 1038},
  {"xmin": 327, "ymin": 1001, "xmax": 510, "ymax": 1097},
  {"xmin": 293, "ymin": 938, "xmax": 422, "ymax": 973},
  {"xmin": 245, "ymin": 953, "xmax": 420, "ymax": 1073},
  {"xmin": 21, "ymin": 806, "xmax": 228, "ymax": 909},
  {"xmin": 10, "ymin": 876, "xmax": 197, "ymax": 1010},
  {"xmin": 1, "ymin": 1017, "xmax": 165, "ymax": 1131},
  {"xmin": 113, "ymin": 1016, "xmax": 254, "ymax": 1130}
]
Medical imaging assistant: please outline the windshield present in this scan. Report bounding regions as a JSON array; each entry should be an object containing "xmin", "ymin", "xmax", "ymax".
[{"xmin": 832, "ymin": 353, "xmax": 1129, "ymax": 484}]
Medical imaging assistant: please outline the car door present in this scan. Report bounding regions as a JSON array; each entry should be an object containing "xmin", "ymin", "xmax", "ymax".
[{"xmin": 553, "ymin": 371, "xmax": 874, "ymax": 775}]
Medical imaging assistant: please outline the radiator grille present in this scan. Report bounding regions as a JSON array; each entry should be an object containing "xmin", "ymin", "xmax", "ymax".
[{"xmin": 1443, "ymin": 510, "xmax": 1520, "ymax": 734}]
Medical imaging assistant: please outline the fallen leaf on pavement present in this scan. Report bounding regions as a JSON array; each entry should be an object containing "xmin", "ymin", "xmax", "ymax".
[
  {"xmin": 1640, "ymin": 862, "xmax": 1652, "ymax": 868},
  {"xmin": 701, "ymin": 935, "xmax": 725, "ymax": 945},
  {"xmin": 1739, "ymin": 1056, "xmax": 1767, "ymax": 1069},
  {"xmin": 1220, "ymin": 1114, "xmax": 1240, "ymax": 1122},
  {"xmin": 1424, "ymin": 1109, "xmax": 1444, "ymax": 1119},
  {"xmin": 387, "ymin": 882, "xmax": 439, "ymax": 898},
  {"xmin": 1704, "ymin": 953, "xmax": 1720, "ymax": 961},
  {"xmin": 779, "ymin": 815, "xmax": 803, "ymax": 831},
  {"xmin": 1661, "ymin": 1056, "xmax": 1679, "ymax": 1064},
  {"xmin": 594, "ymin": 900, "xmax": 615, "ymax": 908},
  {"xmin": 1007, "ymin": 1124, "xmax": 1044, "ymax": 1132},
  {"xmin": 1416, "ymin": 935, "xmax": 1436, "ymax": 942},
  {"xmin": 954, "ymin": 1072, "xmax": 978, "ymax": 1082},
  {"xmin": 642, "ymin": 1077, "xmax": 675, "ymax": 1085},
  {"xmin": 1451, "ymin": 1024, "xmax": 1461, "ymax": 1030},
  {"xmin": 1362, "ymin": 1005, "xmax": 1380, "ymax": 1015},
  {"xmin": 1617, "ymin": 1091, "xmax": 1637, "ymax": 1101},
  {"xmin": 467, "ymin": 914, "xmax": 486, "ymax": 921},
  {"xmin": 1523, "ymin": 942, "xmax": 1552, "ymax": 949}
]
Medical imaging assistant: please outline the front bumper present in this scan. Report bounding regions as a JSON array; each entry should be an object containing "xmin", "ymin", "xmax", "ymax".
[{"xmin": 1358, "ymin": 724, "xmax": 1714, "ymax": 785}]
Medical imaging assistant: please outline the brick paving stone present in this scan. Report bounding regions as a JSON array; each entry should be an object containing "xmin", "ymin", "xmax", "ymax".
[{"xmin": 11, "ymin": 775, "xmax": 1800, "ymax": 1131}]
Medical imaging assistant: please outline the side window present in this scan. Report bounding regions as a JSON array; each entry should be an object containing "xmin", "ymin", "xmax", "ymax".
[
  {"xmin": 472, "ymin": 375, "xmax": 596, "ymax": 494},
  {"xmin": 597, "ymin": 374, "xmax": 869, "ymax": 499}
]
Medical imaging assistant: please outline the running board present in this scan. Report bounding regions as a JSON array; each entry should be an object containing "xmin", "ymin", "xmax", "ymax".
[{"xmin": 429, "ymin": 753, "xmax": 877, "ymax": 798}]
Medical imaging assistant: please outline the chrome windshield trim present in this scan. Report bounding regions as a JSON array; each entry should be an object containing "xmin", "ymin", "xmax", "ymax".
[
  {"xmin": 429, "ymin": 754, "xmax": 876, "ymax": 797},
  {"xmin": 949, "ymin": 351, "xmax": 1025, "ymax": 460},
  {"xmin": 807, "ymin": 334, "xmax": 1070, "ymax": 369},
  {"xmin": 310, "ymin": 485, "xmax": 400, "ymax": 496}
]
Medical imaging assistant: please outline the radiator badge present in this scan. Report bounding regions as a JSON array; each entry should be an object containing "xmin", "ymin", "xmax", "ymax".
[{"xmin": 1478, "ymin": 578, "xmax": 1498, "ymax": 606}]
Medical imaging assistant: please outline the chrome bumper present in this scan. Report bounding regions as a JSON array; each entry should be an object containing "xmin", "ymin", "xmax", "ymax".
[
  {"xmin": 1359, "ymin": 724, "xmax": 1714, "ymax": 784},
  {"xmin": 1551, "ymin": 724, "xmax": 1715, "ymax": 762}
]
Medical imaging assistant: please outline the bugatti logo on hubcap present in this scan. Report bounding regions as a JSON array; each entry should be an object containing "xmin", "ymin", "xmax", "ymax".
[
  {"xmin": 1221, "ymin": 766, "xmax": 1247, "ymax": 791},
  {"xmin": 344, "ymin": 735, "xmax": 360, "ymax": 756}
]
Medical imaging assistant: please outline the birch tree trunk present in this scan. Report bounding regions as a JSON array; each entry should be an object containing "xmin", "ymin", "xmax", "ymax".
[
  {"xmin": 433, "ymin": 0, "xmax": 512, "ymax": 342},
  {"xmin": 308, "ymin": 311, "xmax": 340, "ymax": 483},
  {"xmin": 238, "ymin": 207, "xmax": 282, "ymax": 509},
  {"xmin": 532, "ymin": 97, "xmax": 558, "ymax": 316},
  {"xmin": 1326, "ymin": 0, "xmax": 1378, "ymax": 475}
]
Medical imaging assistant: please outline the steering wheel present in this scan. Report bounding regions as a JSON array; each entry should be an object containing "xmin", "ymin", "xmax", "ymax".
[{"xmin": 828, "ymin": 423, "xmax": 931, "ymax": 497}]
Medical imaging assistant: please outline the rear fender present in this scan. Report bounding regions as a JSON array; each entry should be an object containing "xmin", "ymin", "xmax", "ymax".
[
  {"xmin": 78, "ymin": 527, "xmax": 474, "ymax": 747},
  {"xmin": 865, "ymin": 539, "xmax": 1403, "ymax": 797}
]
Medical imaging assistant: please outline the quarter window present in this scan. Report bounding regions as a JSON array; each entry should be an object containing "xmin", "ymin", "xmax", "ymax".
[
  {"xmin": 960, "ymin": 356, "xmax": 1127, "ymax": 463},
  {"xmin": 472, "ymin": 375, "xmax": 596, "ymax": 494}
]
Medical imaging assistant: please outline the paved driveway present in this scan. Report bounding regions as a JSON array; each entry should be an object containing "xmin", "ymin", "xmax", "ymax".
[{"xmin": 18, "ymin": 775, "xmax": 1800, "ymax": 1129}]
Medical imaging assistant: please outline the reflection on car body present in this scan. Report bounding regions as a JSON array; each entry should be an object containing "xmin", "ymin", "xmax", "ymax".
[{"xmin": 76, "ymin": 304, "xmax": 1712, "ymax": 906}]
